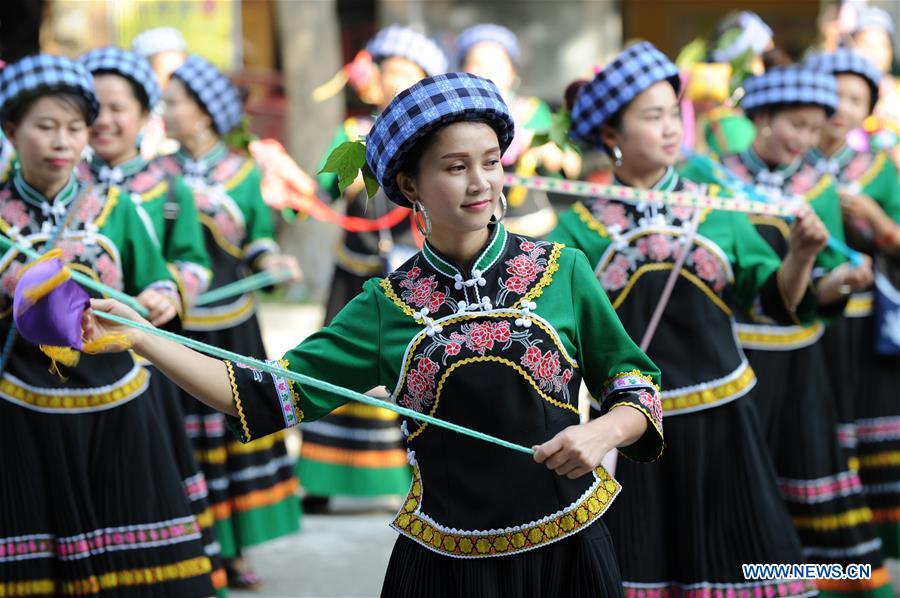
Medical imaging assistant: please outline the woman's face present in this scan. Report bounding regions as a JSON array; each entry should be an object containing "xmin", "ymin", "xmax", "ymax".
[
  {"xmin": 755, "ymin": 105, "xmax": 827, "ymax": 165},
  {"xmin": 378, "ymin": 57, "xmax": 427, "ymax": 106},
  {"xmin": 826, "ymin": 73, "xmax": 872, "ymax": 143},
  {"xmin": 463, "ymin": 42, "xmax": 516, "ymax": 94},
  {"xmin": 90, "ymin": 74, "xmax": 148, "ymax": 164},
  {"xmin": 162, "ymin": 77, "xmax": 213, "ymax": 144},
  {"xmin": 397, "ymin": 121, "xmax": 504, "ymax": 236},
  {"xmin": 603, "ymin": 80, "xmax": 682, "ymax": 173},
  {"xmin": 854, "ymin": 29, "xmax": 893, "ymax": 75},
  {"xmin": 4, "ymin": 95, "xmax": 88, "ymax": 192}
]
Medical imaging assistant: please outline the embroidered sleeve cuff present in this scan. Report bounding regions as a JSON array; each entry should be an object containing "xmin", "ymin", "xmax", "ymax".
[
  {"xmin": 598, "ymin": 370, "xmax": 664, "ymax": 462},
  {"xmin": 224, "ymin": 358, "xmax": 304, "ymax": 443},
  {"xmin": 756, "ymin": 266, "xmax": 817, "ymax": 326},
  {"xmin": 172, "ymin": 261, "xmax": 213, "ymax": 307},
  {"xmin": 243, "ymin": 238, "xmax": 280, "ymax": 271}
]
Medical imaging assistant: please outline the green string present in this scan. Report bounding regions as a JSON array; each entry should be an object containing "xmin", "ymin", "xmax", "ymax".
[
  {"xmin": 0, "ymin": 233, "xmax": 149, "ymax": 317},
  {"xmin": 93, "ymin": 310, "xmax": 535, "ymax": 456},
  {"xmin": 195, "ymin": 270, "xmax": 293, "ymax": 306}
]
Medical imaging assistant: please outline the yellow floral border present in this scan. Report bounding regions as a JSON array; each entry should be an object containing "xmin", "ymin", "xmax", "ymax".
[
  {"xmin": 0, "ymin": 367, "xmax": 146, "ymax": 411},
  {"xmin": 392, "ymin": 462, "xmax": 620, "ymax": 557}
]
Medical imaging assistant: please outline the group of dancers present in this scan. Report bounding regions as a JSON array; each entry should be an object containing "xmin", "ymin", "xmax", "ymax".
[{"xmin": 1, "ymin": 5, "xmax": 900, "ymax": 597}]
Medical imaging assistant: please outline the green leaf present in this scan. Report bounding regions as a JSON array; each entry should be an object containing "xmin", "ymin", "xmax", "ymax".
[
  {"xmin": 676, "ymin": 37, "xmax": 708, "ymax": 68},
  {"xmin": 361, "ymin": 163, "xmax": 380, "ymax": 199},
  {"xmin": 530, "ymin": 108, "xmax": 574, "ymax": 151},
  {"xmin": 318, "ymin": 140, "xmax": 367, "ymax": 195}
]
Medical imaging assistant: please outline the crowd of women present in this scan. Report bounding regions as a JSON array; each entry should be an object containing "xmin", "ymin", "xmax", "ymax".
[{"xmin": 0, "ymin": 4, "xmax": 899, "ymax": 597}]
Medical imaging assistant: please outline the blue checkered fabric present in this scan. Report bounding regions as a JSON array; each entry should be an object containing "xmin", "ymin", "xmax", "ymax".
[
  {"xmin": 457, "ymin": 24, "xmax": 520, "ymax": 67},
  {"xmin": 741, "ymin": 66, "xmax": 838, "ymax": 117},
  {"xmin": 365, "ymin": 73, "xmax": 514, "ymax": 206},
  {"xmin": 805, "ymin": 48, "xmax": 881, "ymax": 110},
  {"xmin": 0, "ymin": 54, "xmax": 99, "ymax": 123},
  {"xmin": 710, "ymin": 11, "xmax": 773, "ymax": 63},
  {"xmin": 366, "ymin": 25, "xmax": 448, "ymax": 77},
  {"xmin": 131, "ymin": 27, "xmax": 187, "ymax": 59},
  {"xmin": 854, "ymin": 7, "xmax": 896, "ymax": 43},
  {"xmin": 570, "ymin": 41, "xmax": 680, "ymax": 149},
  {"xmin": 80, "ymin": 47, "xmax": 161, "ymax": 109},
  {"xmin": 171, "ymin": 55, "xmax": 243, "ymax": 134}
]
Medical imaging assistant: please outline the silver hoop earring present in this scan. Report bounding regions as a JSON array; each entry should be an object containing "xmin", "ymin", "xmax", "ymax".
[
  {"xmin": 612, "ymin": 145, "xmax": 623, "ymax": 167},
  {"xmin": 498, "ymin": 192, "xmax": 508, "ymax": 222},
  {"xmin": 413, "ymin": 201, "xmax": 432, "ymax": 237}
]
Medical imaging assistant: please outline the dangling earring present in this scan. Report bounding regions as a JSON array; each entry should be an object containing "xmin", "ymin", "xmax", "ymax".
[
  {"xmin": 498, "ymin": 192, "xmax": 508, "ymax": 222},
  {"xmin": 612, "ymin": 145, "xmax": 623, "ymax": 167},
  {"xmin": 413, "ymin": 201, "xmax": 432, "ymax": 237}
]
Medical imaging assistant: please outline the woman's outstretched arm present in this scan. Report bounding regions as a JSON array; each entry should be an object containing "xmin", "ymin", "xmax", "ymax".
[{"xmin": 85, "ymin": 298, "xmax": 237, "ymax": 416}]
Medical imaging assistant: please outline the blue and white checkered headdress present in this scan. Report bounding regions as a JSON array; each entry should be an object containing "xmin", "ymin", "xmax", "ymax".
[
  {"xmin": 0, "ymin": 54, "xmax": 99, "ymax": 124},
  {"xmin": 366, "ymin": 25, "xmax": 448, "ymax": 77},
  {"xmin": 854, "ymin": 7, "xmax": 896, "ymax": 45},
  {"xmin": 171, "ymin": 55, "xmax": 243, "ymax": 135},
  {"xmin": 710, "ymin": 11, "xmax": 773, "ymax": 63},
  {"xmin": 741, "ymin": 66, "xmax": 838, "ymax": 117},
  {"xmin": 80, "ymin": 47, "xmax": 161, "ymax": 109},
  {"xmin": 457, "ymin": 24, "xmax": 521, "ymax": 67},
  {"xmin": 132, "ymin": 27, "xmax": 187, "ymax": 59},
  {"xmin": 365, "ymin": 73, "xmax": 514, "ymax": 206},
  {"xmin": 570, "ymin": 41, "xmax": 680, "ymax": 149},
  {"xmin": 805, "ymin": 48, "xmax": 881, "ymax": 111}
]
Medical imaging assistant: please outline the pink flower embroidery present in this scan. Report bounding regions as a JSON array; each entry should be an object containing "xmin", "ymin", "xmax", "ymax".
[
  {"xmin": 95, "ymin": 254, "xmax": 121, "ymax": 287},
  {"xmin": 638, "ymin": 390, "xmax": 663, "ymax": 430},
  {"xmin": 505, "ymin": 276, "xmax": 528, "ymax": 295},
  {"xmin": 598, "ymin": 202, "xmax": 629, "ymax": 228},
  {"xmin": 492, "ymin": 321, "xmax": 511, "ymax": 343},
  {"xmin": 844, "ymin": 154, "xmax": 870, "ymax": 182},
  {"xmin": 465, "ymin": 322, "xmax": 497, "ymax": 354},
  {"xmin": 130, "ymin": 171, "xmax": 159, "ymax": 194},
  {"xmin": 57, "ymin": 240, "xmax": 85, "ymax": 262},
  {"xmin": 1, "ymin": 261, "xmax": 23, "ymax": 296},
  {"xmin": 519, "ymin": 240, "xmax": 536, "ymax": 252},
  {"xmin": 506, "ymin": 253, "xmax": 539, "ymax": 279},
  {"xmin": 77, "ymin": 192, "xmax": 103, "ymax": 223},
  {"xmin": 1, "ymin": 199, "xmax": 30, "ymax": 228},
  {"xmin": 671, "ymin": 206, "xmax": 694, "ymax": 220},
  {"xmin": 212, "ymin": 156, "xmax": 241, "ymax": 183},
  {"xmin": 445, "ymin": 342, "xmax": 461, "ymax": 356},
  {"xmin": 427, "ymin": 291, "xmax": 445, "ymax": 313},
  {"xmin": 407, "ymin": 266, "xmax": 421, "ymax": 279},
  {"xmin": 193, "ymin": 191, "xmax": 213, "ymax": 211},
  {"xmin": 561, "ymin": 369, "xmax": 573, "ymax": 385},
  {"xmin": 637, "ymin": 234, "xmax": 672, "ymax": 261},
  {"xmin": 403, "ymin": 357, "xmax": 438, "ymax": 412},
  {"xmin": 601, "ymin": 264, "xmax": 628, "ymax": 292},
  {"xmin": 417, "ymin": 357, "xmax": 438, "ymax": 377},
  {"xmin": 522, "ymin": 345, "xmax": 543, "ymax": 367},
  {"xmin": 214, "ymin": 212, "xmax": 241, "ymax": 245},
  {"xmin": 691, "ymin": 248, "xmax": 720, "ymax": 283},
  {"xmin": 537, "ymin": 351, "xmax": 561, "ymax": 382}
]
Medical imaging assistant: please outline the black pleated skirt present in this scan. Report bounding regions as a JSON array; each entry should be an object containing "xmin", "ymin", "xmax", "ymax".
[
  {"xmin": 603, "ymin": 396, "xmax": 818, "ymax": 597},
  {"xmin": 182, "ymin": 313, "xmax": 300, "ymax": 559},
  {"xmin": 0, "ymin": 391, "xmax": 214, "ymax": 596}
]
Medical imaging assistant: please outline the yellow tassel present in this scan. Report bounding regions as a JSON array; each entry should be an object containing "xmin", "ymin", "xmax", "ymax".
[
  {"xmin": 82, "ymin": 333, "xmax": 134, "ymax": 354},
  {"xmin": 312, "ymin": 69, "xmax": 349, "ymax": 103},
  {"xmin": 22, "ymin": 267, "xmax": 71, "ymax": 305},
  {"xmin": 39, "ymin": 345, "xmax": 81, "ymax": 379},
  {"xmin": 16, "ymin": 248, "xmax": 64, "ymax": 279}
]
